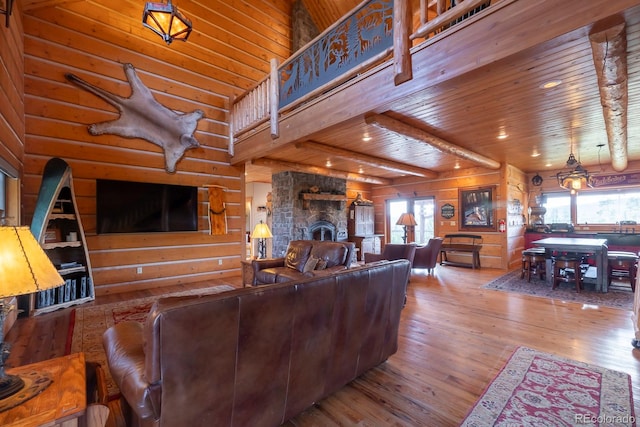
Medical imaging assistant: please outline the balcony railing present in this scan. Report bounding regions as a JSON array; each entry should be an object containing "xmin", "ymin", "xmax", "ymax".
[{"xmin": 230, "ymin": 0, "xmax": 495, "ymax": 149}]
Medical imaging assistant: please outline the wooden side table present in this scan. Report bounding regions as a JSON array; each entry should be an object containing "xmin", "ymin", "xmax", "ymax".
[
  {"xmin": 241, "ymin": 259, "xmax": 255, "ymax": 287},
  {"xmin": 0, "ymin": 353, "xmax": 87, "ymax": 427}
]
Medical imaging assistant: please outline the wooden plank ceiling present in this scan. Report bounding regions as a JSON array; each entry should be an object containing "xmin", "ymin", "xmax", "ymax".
[
  {"xmin": 19, "ymin": 0, "xmax": 640, "ymax": 185},
  {"xmin": 245, "ymin": 1, "xmax": 640, "ymax": 185}
]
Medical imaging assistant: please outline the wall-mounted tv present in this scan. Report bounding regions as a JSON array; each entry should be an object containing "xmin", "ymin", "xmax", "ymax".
[{"xmin": 97, "ymin": 179, "xmax": 198, "ymax": 234}]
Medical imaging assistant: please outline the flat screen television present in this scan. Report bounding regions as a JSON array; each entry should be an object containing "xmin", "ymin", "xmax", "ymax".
[{"xmin": 97, "ymin": 179, "xmax": 198, "ymax": 234}]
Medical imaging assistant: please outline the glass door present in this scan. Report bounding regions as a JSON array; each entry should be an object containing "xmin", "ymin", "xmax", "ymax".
[
  {"xmin": 413, "ymin": 198, "xmax": 435, "ymax": 245},
  {"xmin": 388, "ymin": 200, "xmax": 408, "ymax": 243},
  {"xmin": 387, "ymin": 197, "xmax": 435, "ymax": 244}
]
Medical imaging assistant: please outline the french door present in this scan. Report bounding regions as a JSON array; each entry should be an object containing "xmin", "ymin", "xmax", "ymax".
[{"xmin": 388, "ymin": 197, "xmax": 435, "ymax": 244}]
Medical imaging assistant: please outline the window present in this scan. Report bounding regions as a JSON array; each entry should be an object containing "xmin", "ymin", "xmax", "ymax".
[
  {"xmin": 387, "ymin": 197, "xmax": 435, "ymax": 244},
  {"xmin": 0, "ymin": 158, "xmax": 19, "ymax": 226},
  {"xmin": 388, "ymin": 200, "xmax": 408, "ymax": 243},
  {"xmin": 542, "ymin": 193, "xmax": 571, "ymax": 223},
  {"xmin": 0, "ymin": 172, "xmax": 5, "ymax": 222},
  {"xmin": 577, "ymin": 190, "xmax": 640, "ymax": 225},
  {"xmin": 413, "ymin": 198, "xmax": 435, "ymax": 245}
]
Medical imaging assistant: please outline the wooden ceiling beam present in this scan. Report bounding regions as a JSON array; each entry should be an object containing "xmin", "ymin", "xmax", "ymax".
[
  {"xmin": 295, "ymin": 140, "xmax": 438, "ymax": 178},
  {"xmin": 589, "ymin": 16, "xmax": 628, "ymax": 171},
  {"xmin": 251, "ymin": 158, "xmax": 393, "ymax": 185},
  {"xmin": 365, "ymin": 113, "xmax": 501, "ymax": 170}
]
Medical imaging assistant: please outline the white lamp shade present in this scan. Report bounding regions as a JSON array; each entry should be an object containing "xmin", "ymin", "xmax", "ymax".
[{"xmin": 0, "ymin": 226, "xmax": 64, "ymax": 298}]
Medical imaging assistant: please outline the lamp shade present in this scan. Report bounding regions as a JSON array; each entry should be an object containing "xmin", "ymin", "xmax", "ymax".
[
  {"xmin": 396, "ymin": 213, "xmax": 417, "ymax": 227},
  {"xmin": 143, "ymin": 0, "xmax": 192, "ymax": 45},
  {"xmin": 252, "ymin": 222, "xmax": 273, "ymax": 239},
  {"xmin": 0, "ymin": 226, "xmax": 64, "ymax": 298}
]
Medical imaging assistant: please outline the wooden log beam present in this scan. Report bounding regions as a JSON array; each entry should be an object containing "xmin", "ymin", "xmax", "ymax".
[
  {"xmin": 251, "ymin": 158, "xmax": 393, "ymax": 185},
  {"xmin": 295, "ymin": 140, "xmax": 438, "ymax": 179},
  {"xmin": 253, "ymin": 158, "xmax": 392, "ymax": 185},
  {"xmin": 393, "ymin": 0, "xmax": 413, "ymax": 85},
  {"xmin": 589, "ymin": 16, "xmax": 628, "ymax": 171},
  {"xmin": 365, "ymin": 113, "xmax": 501, "ymax": 170},
  {"xmin": 269, "ymin": 58, "xmax": 280, "ymax": 139}
]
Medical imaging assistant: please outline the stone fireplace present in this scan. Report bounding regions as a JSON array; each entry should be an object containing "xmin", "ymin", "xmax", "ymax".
[{"xmin": 271, "ymin": 171, "xmax": 348, "ymax": 257}]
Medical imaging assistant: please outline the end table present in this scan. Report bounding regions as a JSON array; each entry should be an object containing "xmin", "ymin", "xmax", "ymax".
[
  {"xmin": 0, "ymin": 352, "xmax": 87, "ymax": 427},
  {"xmin": 241, "ymin": 259, "xmax": 256, "ymax": 287}
]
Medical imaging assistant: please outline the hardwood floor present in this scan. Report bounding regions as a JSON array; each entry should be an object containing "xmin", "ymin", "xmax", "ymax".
[{"xmin": 5, "ymin": 266, "xmax": 640, "ymax": 426}]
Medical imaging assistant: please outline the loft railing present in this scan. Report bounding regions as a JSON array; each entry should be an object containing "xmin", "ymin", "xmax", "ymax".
[{"xmin": 230, "ymin": 0, "xmax": 495, "ymax": 150}]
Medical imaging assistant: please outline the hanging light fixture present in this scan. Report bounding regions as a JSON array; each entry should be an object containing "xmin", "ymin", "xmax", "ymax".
[
  {"xmin": 556, "ymin": 133, "xmax": 593, "ymax": 193},
  {"xmin": 142, "ymin": 0, "xmax": 192, "ymax": 45},
  {"xmin": 0, "ymin": 0, "xmax": 14, "ymax": 27}
]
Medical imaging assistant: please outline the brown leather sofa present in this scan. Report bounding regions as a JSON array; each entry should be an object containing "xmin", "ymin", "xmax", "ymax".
[
  {"xmin": 102, "ymin": 259, "xmax": 411, "ymax": 427},
  {"xmin": 250, "ymin": 240, "xmax": 355, "ymax": 285}
]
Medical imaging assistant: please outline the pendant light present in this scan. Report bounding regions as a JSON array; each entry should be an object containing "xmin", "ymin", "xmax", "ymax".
[
  {"xmin": 143, "ymin": 0, "xmax": 192, "ymax": 45},
  {"xmin": 556, "ymin": 130, "xmax": 593, "ymax": 193}
]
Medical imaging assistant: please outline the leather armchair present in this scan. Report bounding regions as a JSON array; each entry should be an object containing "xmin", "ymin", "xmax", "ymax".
[
  {"xmin": 413, "ymin": 237, "xmax": 444, "ymax": 273},
  {"xmin": 364, "ymin": 243, "xmax": 416, "ymax": 267}
]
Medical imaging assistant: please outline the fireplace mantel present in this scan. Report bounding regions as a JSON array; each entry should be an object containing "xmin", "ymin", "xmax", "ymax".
[{"xmin": 301, "ymin": 193, "xmax": 347, "ymax": 209}]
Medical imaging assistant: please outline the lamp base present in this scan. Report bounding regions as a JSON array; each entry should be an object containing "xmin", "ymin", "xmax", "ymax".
[{"xmin": 0, "ymin": 374, "xmax": 24, "ymax": 400}]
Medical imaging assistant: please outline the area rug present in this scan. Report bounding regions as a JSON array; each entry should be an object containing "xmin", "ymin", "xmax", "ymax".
[
  {"xmin": 69, "ymin": 284, "xmax": 235, "ymax": 398},
  {"xmin": 482, "ymin": 270, "xmax": 634, "ymax": 310},
  {"xmin": 461, "ymin": 346, "xmax": 635, "ymax": 426}
]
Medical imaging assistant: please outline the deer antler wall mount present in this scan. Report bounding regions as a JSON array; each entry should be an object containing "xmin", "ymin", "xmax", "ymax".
[{"xmin": 65, "ymin": 63, "xmax": 205, "ymax": 173}]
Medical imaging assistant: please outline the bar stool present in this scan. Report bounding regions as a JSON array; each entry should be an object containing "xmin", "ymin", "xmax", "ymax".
[
  {"xmin": 521, "ymin": 248, "xmax": 546, "ymax": 282},
  {"xmin": 552, "ymin": 256, "xmax": 582, "ymax": 292},
  {"xmin": 607, "ymin": 251, "xmax": 638, "ymax": 291}
]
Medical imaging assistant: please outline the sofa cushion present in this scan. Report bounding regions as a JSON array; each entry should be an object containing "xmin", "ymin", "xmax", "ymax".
[
  {"xmin": 285, "ymin": 241, "xmax": 313, "ymax": 272},
  {"xmin": 303, "ymin": 256, "xmax": 320, "ymax": 272},
  {"xmin": 310, "ymin": 242, "xmax": 349, "ymax": 268},
  {"xmin": 315, "ymin": 258, "xmax": 327, "ymax": 270},
  {"xmin": 276, "ymin": 269, "xmax": 310, "ymax": 282},
  {"xmin": 255, "ymin": 268, "xmax": 280, "ymax": 284}
]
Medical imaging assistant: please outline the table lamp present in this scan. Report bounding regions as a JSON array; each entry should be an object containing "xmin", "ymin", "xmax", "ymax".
[
  {"xmin": 252, "ymin": 221, "xmax": 273, "ymax": 259},
  {"xmin": 0, "ymin": 226, "xmax": 64, "ymax": 400},
  {"xmin": 396, "ymin": 213, "xmax": 417, "ymax": 243}
]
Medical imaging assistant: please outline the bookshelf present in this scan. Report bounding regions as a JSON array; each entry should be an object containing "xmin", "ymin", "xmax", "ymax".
[{"xmin": 29, "ymin": 158, "xmax": 95, "ymax": 316}]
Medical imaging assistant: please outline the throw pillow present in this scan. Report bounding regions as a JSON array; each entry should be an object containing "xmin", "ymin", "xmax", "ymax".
[
  {"xmin": 315, "ymin": 258, "xmax": 327, "ymax": 270},
  {"xmin": 303, "ymin": 256, "xmax": 319, "ymax": 272}
]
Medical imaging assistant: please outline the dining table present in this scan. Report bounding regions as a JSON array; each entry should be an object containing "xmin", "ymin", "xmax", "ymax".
[{"xmin": 531, "ymin": 237, "xmax": 609, "ymax": 292}]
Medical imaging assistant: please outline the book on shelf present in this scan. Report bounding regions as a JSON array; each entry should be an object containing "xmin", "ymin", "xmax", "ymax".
[{"xmin": 80, "ymin": 276, "xmax": 87, "ymax": 298}]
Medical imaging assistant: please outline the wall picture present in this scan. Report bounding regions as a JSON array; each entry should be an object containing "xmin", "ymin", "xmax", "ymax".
[{"xmin": 459, "ymin": 186, "xmax": 495, "ymax": 231}]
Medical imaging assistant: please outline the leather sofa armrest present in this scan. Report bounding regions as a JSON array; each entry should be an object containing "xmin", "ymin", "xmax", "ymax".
[
  {"xmin": 103, "ymin": 321, "xmax": 159, "ymax": 421},
  {"xmin": 251, "ymin": 257, "xmax": 285, "ymax": 274},
  {"xmin": 363, "ymin": 253, "xmax": 386, "ymax": 263}
]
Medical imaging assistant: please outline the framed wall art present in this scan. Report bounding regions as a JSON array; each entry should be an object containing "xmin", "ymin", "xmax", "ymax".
[{"xmin": 459, "ymin": 186, "xmax": 495, "ymax": 231}]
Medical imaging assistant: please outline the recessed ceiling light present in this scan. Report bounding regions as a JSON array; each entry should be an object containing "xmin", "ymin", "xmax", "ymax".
[
  {"xmin": 497, "ymin": 133, "xmax": 508, "ymax": 140},
  {"xmin": 531, "ymin": 151, "xmax": 540, "ymax": 157},
  {"xmin": 362, "ymin": 133, "xmax": 371, "ymax": 142},
  {"xmin": 454, "ymin": 162, "xmax": 460, "ymax": 169},
  {"xmin": 325, "ymin": 160, "xmax": 332, "ymax": 168},
  {"xmin": 540, "ymin": 79, "xmax": 562, "ymax": 89}
]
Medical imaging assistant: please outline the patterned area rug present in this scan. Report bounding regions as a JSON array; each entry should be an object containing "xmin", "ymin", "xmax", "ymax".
[
  {"xmin": 482, "ymin": 270, "xmax": 634, "ymax": 310},
  {"xmin": 461, "ymin": 346, "xmax": 635, "ymax": 426},
  {"xmin": 70, "ymin": 284, "xmax": 235, "ymax": 397}
]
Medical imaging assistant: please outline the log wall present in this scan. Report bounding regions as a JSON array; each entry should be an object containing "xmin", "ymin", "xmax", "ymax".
[
  {"xmin": 0, "ymin": 6, "xmax": 24, "ymax": 180},
  {"xmin": 370, "ymin": 165, "xmax": 517, "ymax": 270},
  {"xmin": 19, "ymin": 1, "xmax": 291, "ymax": 295}
]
